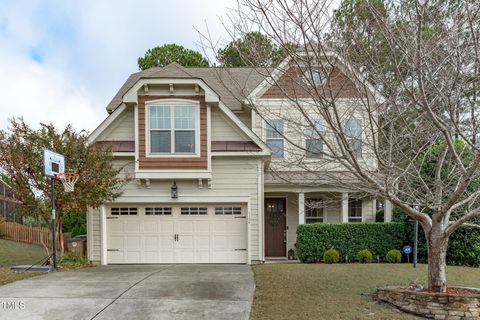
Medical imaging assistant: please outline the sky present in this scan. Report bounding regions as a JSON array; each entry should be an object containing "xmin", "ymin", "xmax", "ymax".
[{"xmin": 0, "ymin": 0, "xmax": 235, "ymax": 132}]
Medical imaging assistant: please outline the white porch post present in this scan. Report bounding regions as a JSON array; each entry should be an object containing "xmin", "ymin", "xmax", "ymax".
[
  {"xmin": 384, "ymin": 199, "xmax": 393, "ymax": 222},
  {"xmin": 298, "ymin": 192, "xmax": 305, "ymax": 225},
  {"xmin": 341, "ymin": 192, "xmax": 349, "ymax": 223}
]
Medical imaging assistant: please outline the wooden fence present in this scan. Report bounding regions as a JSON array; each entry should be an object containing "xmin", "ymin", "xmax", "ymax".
[{"xmin": 0, "ymin": 222, "xmax": 53, "ymax": 248}]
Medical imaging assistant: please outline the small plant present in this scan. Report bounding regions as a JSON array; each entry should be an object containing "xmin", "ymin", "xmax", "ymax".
[
  {"xmin": 57, "ymin": 252, "xmax": 91, "ymax": 269},
  {"xmin": 323, "ymin": 249, "xmax": 340, "ymax": 264},
  {"xmin": 356, "ymin": 249, "xmax": 373, "ymax": 263},
  {"xmin": 386, "ymin": 249, "xmax": 402, "ymax": 263}
]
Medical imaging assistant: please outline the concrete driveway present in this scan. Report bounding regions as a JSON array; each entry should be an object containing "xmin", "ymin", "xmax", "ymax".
[{"xmin": 0, "ymin": 264, "xmax": 255, "ymax": 320}]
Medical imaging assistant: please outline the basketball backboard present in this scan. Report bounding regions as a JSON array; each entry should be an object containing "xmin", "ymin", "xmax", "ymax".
[{"xmin": 43, "ymin": 149, "xmax": 65, "ymax": 177}]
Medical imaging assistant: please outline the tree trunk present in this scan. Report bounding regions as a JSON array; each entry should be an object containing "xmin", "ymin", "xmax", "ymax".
[{"xmin": 426, "ymin": 227, "xmax": 449, "ymax": 292}]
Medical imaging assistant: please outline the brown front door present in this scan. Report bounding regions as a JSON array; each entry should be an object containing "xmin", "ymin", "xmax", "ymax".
[{"xmin": 265, "ymin": 198, "xmax": 287, "ymax": 257}]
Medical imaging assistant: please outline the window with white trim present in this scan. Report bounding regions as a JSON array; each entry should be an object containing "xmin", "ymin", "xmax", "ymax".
[
  {"xmin": 305, "ymin": 120, "xmax": 325, "ymax": 159},
  {"xmin": 145, "ymin": 207, "xmax": 172, "ymax": 215},
  {"xmin": 149, "ymin": 104, "xmax": 198, "ymax": 155},
  {"xmin": 305, "ymin": 199, "xmax": 324, "ymax": 223},
  {"xmin": 303, "ymin": 70, "xmax": 327, "ymax": 86},
  {"xmin": 266, "ymin": 119, "xmax": 284, "ymax": 159},
  {"xmin": 215, "ymin": 207, "xmax": 242, "ymax": 215},
  {"xmin": 345, "ymin": 117, "xmax": 362, "ymax": 158},
  {"xmin": 111, "ymin": 208, "xmax": 138, "ymax": 216},
  {"xmin": 181, "ymin": 207, "xmax": 208, "ymax": 215},
  {"xmin": 348, "ymin": 199, "xmax": 362, "ymax": 222}
]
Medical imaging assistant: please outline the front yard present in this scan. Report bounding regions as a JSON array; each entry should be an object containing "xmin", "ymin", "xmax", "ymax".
[
  {"xmin": 251, "ymin": 263, "xmax": 480, "ymax": 320},
  {"xmin": 0, "ymin": 239, "xmax": 47, "ymax": 285}
]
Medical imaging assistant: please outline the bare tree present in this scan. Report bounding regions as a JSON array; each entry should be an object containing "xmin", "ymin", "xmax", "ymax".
[{"xmin": 202, "ymin": 0, "xmax": 480, "ymax": 292}]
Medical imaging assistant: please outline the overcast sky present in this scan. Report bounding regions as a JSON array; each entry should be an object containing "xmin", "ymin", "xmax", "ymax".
[{"xmin": 0, "ymin": 0, "xmax": 235, "ymax": 132}]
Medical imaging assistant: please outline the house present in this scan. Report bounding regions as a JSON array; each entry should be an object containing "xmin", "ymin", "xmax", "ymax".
[{"xmin": 87, "ymin": 55, "xmax": 393, "ymax": 265}]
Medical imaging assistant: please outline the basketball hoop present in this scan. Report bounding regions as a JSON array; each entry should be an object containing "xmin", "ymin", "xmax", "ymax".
[{"xmin": 54, "ymin": 171, "xmax": 79, "ymax": 192}]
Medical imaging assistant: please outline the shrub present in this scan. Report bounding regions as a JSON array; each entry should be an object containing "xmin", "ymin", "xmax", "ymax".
[
  {"xmin": 386, "ymin": 249, "xmax": 402, "ymax": 263},
  {"xmin": 62, "ymin": 212, "xmax": 86, "ymax": 235},
  {"xmin": 323, "ymin": 249, "xmax": 340, "ymax": 264},
  {"xmin": 296, "ymin": 223, "xmax": 404, "ymax": 263},
  {"xmin": 57, "ymin": 252, "xmax": 91, "ymax": 269},
  {"xmin": 356, "ymin": 249, "xmax": 373, "ymax": 263}
]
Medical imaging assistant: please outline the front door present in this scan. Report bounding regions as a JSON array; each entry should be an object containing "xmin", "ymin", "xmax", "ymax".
[{"xmin": 264, "ymin": 198, "xmax": 287, "ymax": 257}]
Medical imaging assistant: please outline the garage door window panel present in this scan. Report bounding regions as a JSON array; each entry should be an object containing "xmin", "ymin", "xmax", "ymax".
[
  {"xmin": 145, "ymin": 207, "xmax": 172, "ymax": 215},
  {"xmin": 181, "ymin": 207, "xmax": 208, "ymax": 215},
  {"xmin": 111, "ymin": 208, "xmax": 138, "ymax": 216}
]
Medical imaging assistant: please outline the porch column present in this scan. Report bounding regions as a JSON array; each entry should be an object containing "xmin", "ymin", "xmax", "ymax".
[
  {"xmin": 341, "ymin": 192, "xmax": 349, "ymax": 223},
  {"xmin": 298, "ymin": 192, "xmax": 305, "ymax": 225},
  {"xmin": 384, "ymin": 199, "xmax": 393, "ymax": 222}
]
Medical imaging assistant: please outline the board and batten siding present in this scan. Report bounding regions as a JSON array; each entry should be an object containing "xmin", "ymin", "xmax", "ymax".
[
  {"xmin": 97, "ymin": 107, "xmax": 135, "ymax": 141},
  {"xmin": 87, "ymin": 157, "xmax": 261, "ymax": 264},
  {"xmin": 87, "ymin": 207, "xmax": 101, "ymax": 262}
]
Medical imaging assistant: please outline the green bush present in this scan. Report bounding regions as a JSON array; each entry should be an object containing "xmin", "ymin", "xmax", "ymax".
[
  {"xmin": 377, "ymin": 207, "xmax": 480, "ymax": 267},
  {"xmin": 386, "ymin": 249, "xmax": 402, "ymax": 263},
  {"xmin": 57, "ymin": 252, "xmax": 91, "ymax": 269},
  {"xmin": 323, "ymin": 249, "xmax": 340, "ymax": 264},
  {"xmin": 356, "ymin": 249, "xmax": 373, "ymax": 263},
  {"xmin": 296, "ymin": 223, "xmax": 404, "ymax": 263}
]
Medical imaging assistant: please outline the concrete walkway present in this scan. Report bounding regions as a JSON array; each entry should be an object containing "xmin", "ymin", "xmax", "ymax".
[{"xmin": 0, "ymin": 264, "xmax": 255, "ymax": 320}]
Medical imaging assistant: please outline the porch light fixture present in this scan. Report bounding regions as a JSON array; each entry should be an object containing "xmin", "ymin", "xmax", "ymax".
[{"xmin": 171, "ymin": 181, "xmax": 178, "ymax": 199}]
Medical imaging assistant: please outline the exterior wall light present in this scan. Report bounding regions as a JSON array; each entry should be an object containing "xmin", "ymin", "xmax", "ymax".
[{"xmin": 171, "ymin": 181, "xmax": 178, "ymax": 199}]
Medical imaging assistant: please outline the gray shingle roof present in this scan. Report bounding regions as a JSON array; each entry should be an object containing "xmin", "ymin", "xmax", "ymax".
[{"xmin": 107, "ymin": 62, "xmax": 268, "ymax": 111}]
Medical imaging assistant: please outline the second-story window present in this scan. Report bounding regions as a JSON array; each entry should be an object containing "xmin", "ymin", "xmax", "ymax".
[
  {"xmin": 149, "ymin": 104, "xmax": 198, "ymax": 155},
  {"xmin": 345, "ymin": 116, "xmax": 362, "ymax": 158},
  {"xmin": 305, "ymin": 120, "xmax": 324, "ymax": 159},
  {"xmin": 266, "ymin": 119, "xmax": 284, "ymax": 159}
]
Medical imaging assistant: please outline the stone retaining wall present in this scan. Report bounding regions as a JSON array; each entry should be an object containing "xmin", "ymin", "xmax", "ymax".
[{"xmin": 377, "ymin": 287, "xmax": 480, "ymax": 319}]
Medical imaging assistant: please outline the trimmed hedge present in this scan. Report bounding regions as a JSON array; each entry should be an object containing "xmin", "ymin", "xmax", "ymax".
[
  {"xmin": 377, "ymin": 208, "xmax": 480, "ymax": 267},
  {"xmin": 296, "ymin": 223, "xmax": 404, "ymax": 263}
]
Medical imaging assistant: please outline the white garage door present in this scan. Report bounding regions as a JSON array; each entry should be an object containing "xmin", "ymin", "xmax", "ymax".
[{"xmin": 106, "ymin": 205, "xmax": 247, "ymax": 264}]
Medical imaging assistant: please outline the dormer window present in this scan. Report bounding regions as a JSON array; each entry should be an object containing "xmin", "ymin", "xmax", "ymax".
[
  {"xmin": 303, "ymin": 70, "xmax": 326, "ymax": 86},
  {"xmin": 147, "ymin": 100, "xmax": 200, "ymax": 156}
]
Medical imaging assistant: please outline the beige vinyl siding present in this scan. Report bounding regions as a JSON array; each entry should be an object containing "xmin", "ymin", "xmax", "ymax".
[
  {"xmin": 363, "ymin": 199, "xmax": 375, "ymax": 222},
  {"xmin": 235, "ymin": 110, "xmax": 252, "ymax": 129},
  {"xmin": 211, "ymin": 107, "xmax": 250, "ymax": 141},
  {"xmin": 98, "ymin": 107, "xmax": 135, "ymax": 141},
  {"xmin": 88, "ymin": 157, "xmax": 261, "ymax": 262},
  {"xmin": 87, "ymin": 207, "xmax": 101, "ymax": 263}
]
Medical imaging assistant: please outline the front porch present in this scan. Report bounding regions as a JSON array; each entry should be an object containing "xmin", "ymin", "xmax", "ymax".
[{"xmin": 263, "ymin": 190, "xmax": 393, "ymax": 259}]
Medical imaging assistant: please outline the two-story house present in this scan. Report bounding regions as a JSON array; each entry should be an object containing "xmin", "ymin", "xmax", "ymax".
[{"xmin": 87, "ymin": 56, "xmax": 392, "ymax": 265}]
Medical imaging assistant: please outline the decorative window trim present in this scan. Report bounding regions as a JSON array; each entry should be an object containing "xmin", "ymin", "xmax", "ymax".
[
  {"xmin": 145, "ymin": 99, "xmax": 201, "ymax": 158},
  {"xmin": 305, "ymin": 198, "xmax": 324, "ymax": 223},
  {"xmin": 265, "ymin": 118, "xmax": 285, "ymax": 159},
  {"xmin": 111, "ymin": 207, "xmax": 138, "ymax": 216},
  {"xmin": 348, "ymin": 199, "xmax": 363, "ymax": 222}
]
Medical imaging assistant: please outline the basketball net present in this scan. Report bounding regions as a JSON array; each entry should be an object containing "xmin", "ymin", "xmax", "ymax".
[{"xmin": 54, "ymin": 171, "xmax": 79, "ymax": 192}]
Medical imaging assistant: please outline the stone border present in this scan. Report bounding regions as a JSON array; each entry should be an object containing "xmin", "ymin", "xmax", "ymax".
[{"xmin": 377, "ymin": 286, "xmax": 480, "ymax": 319}]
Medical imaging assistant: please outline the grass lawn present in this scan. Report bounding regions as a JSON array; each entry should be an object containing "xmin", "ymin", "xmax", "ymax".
[
  {"xmin": 251, "ymin": 263, "xmax": 480, "ymax": 320},
  {"xmin": 0, "ymin": 239, "xmax": 48, "ymax": 285}
]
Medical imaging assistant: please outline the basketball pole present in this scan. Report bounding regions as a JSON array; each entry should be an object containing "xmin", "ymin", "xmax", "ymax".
[{"xmin": 51, "ymin": 178, "xmax": 57, "ymax": 270}]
